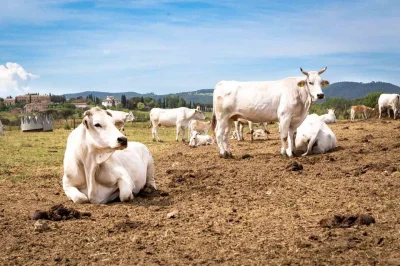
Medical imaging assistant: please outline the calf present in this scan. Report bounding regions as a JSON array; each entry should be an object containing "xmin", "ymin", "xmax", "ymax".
[
  {"xmin": 188, "ymin": 120, "xmax": 211, "ymax": 139},
  {"xmin": 350, "ymin": 105, "xmax": 375, "ymax": 121},
  {"xmin": 189, "ymin": 131, "xmax": 213, "ymax": 147},
  {"xmin": 62, "ymin": 107, "xmax": 156, "ymax": 204},
  {"xmin": 319, "ymin": 109, "xmax": 336, "ymax": 123},
  {"xmin": 378, "ymin": 94, "xmax": 400, "ymax": 119},
  {"xmin": 233, "ymin": 118, "xmax": 269, "ymax": 141},
  {"xmin": 295, "ymin": 114, "xmax": 337, "ymax": 156}
]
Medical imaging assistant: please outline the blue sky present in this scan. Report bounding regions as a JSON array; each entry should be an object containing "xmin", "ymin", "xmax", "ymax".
[{"xmin": 0, "ymin": 0, "xmax": 399, "ymax": 97}]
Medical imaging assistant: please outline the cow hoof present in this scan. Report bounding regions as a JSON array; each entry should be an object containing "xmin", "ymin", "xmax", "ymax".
[
  {"xmin": 72, "ymin": 195, "xmax": 89, "ymax": 204},
  {"xmin": 120, "ymin": 193, "xmax": 134, "ymax": 202},
  {"xmin": 222, "ymin": 151, "xmax": 233, "ymax": 159}
]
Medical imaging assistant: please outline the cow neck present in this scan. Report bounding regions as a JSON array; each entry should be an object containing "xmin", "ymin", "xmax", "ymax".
[{"xmin": 301, "ymin": 83, "xmax": 312, "ymax": 111}]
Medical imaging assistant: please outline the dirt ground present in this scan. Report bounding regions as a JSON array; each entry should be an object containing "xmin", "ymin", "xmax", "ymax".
[{"xmin": 1, "ymin": 119, "xmax": 400, "ymax": 265}]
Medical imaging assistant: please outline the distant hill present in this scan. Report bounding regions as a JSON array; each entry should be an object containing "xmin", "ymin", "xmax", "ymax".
[
  {"xmin": 64, "ymin": 82, "xmax": 400, "ymax": 104},
  {"xmin": 64, "ymin": 89, "xmax": 214, "ymax": 104},
  {"xmin": 324, "ymin": 81, "xmax": 400, "ymax": 99}
]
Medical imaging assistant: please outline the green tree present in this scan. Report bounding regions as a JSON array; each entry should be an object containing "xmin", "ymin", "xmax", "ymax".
[
  {"xmin": 137, "ymin": 102, "xmax": 145, "ymax": 110},
  {"xmin": 121, "ymin": 95, "xmax": 127, "ymax": 108}
]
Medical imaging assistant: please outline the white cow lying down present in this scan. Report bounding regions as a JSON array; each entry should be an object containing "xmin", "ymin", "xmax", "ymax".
[
  {"xmin": 319, "ymin": 109, "xmax": 336, "ymax": 123},
  {"xmin": 295, "ymin": 114, "xmax": 337, "ymax": 156},
  {"xmin": 63, "ymin": 107, "xmax": 156, "ymax": 204},
  {"xmin": 189, "ymin": 131, "xmax": 214, "ymax": 147}
]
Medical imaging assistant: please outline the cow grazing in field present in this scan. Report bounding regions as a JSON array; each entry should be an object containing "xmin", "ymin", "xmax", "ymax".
[
  {"xmin": 378, "ymin": 94, "xmax": 400, "ymax": 119},
  {"xmin": 295, "ymin": 114, "xmax": 337, "ymax": 156},
  {"xmin": 0, "ymin": 120, "xmax": 4, "ymax": 136},
  {"xmin": 212, "ymin": 67, "xmax": 329, "ymax": 158},
  {"xmin": 62, "ymin": 107, "xmax": 156, "ymax": 204},
  {"xmin": 106, "ymin": 110, "xmax": 135, "ymax": 132},
  {"xmin": 189, "ymin": 131, "xmax": 214, "ymax": 147},
  {"xmin": 188, "ymin": 120, "xmax": 211, "ymax": 139},
  {"xmin": 319, "ymin": 109, "xmax": 336, "ymax": 123},
  {"xmin": 232, "ymin": 118, "xmax": 270, "ymax": 142},
  {"xmin": 350, "ymin": 105, "xmax": 375, "ymax": 121},
  {"xmin": 150, "ymin": 107, "xmax": 206, "ymax": 142}
]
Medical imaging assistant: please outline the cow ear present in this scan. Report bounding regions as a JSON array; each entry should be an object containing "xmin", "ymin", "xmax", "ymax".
[
  {"xmin": 297, "ymin": 80, "xmax": 306, "ymax": 87},
  {"xmin": 82, "ymin": 117, "xmax": 89, "ymax": 129},
  {"xmin": 83, "ymin": 110, "xmax": 92, "ymax": 117},
  {"xmin": 321, "ymin": 80, "xmax": 330, "ymax": 87}
]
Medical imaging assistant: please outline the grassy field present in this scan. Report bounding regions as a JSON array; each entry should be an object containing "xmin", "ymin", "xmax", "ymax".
[{"xmin": 1, "ymin": 119, "xmax": 400, "ymax": 265}]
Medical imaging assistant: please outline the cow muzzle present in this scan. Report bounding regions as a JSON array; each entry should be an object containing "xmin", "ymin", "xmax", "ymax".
[
  {"xmin": 317, "ymin": 93, "xmax": 324, "ymax": 100},
  {"xmin": 117, "ymin": 136, "xmax": 128, "ymax": 147}
]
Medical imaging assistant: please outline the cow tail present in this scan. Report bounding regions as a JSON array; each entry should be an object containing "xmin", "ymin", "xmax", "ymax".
[{"xmin": 211, "ymin": 111, "xmax": 217, "ymax": 137}]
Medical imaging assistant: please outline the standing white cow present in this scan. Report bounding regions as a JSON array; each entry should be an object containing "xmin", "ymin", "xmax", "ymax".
[
  {"xmin": 319, "ymin": 109, "xmax": 336, "ymax": 123},
  {"xmin": 106, "ymin": 110, "xmax": 135, "ymax": 132},
  {"xmin": 295, "ymin": 114, "xmax": 337, "ymax": 156},
  {"xmin": 378, "ymin": 94, "xmax": 400, "ymax": 119},
  {"xmin": 212, "ymin": 67, "xmax": 329, "ymax": 158},
  {"xmin": 189, "ymin": 131, "xmax": 214, "ymax": 147},
  {"xmin": 0, "ymin": 120, "xmax": 4, "ymax": 136},
  {"xmin": 150, "ymin": 107, "xmax": 205, "ymax": 142},
  {"xmin": 62, "ymin": 107, "xmax": 156, "ymax": 204}
]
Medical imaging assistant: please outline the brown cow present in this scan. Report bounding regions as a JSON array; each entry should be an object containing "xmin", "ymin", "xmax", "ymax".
[{"xmin": 350, "ymin": 105, "xmax": 375, "ymax": 121}]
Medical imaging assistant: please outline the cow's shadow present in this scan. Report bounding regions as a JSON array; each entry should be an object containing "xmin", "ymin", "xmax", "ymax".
[{"xmin": 110, "ymin": 189, "xmax": 171, "ymax": 207}]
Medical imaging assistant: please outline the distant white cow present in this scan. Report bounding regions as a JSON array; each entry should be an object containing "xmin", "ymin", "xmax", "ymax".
[
  {"xmin": 150, "ymin": 107, "xmax": 206, "ymax": 142},
  {"xmin": 189, "ymin": 131, "xmax": 214, "ymax": 147},
  {"xmin": 378, "ymin": 94, "xmax": 400, "ymax": 119},
  {"xmin": 295, "ymin": 114, "xmax": 337, "ymax": 156},
  {"xmin": 0, "ymin": 120, "xmax": 4, "ymax": 136},
  {"xmin": 106, "ymin": 110, "xmax": 135, "ymax": 132},
  {"xmin": 252, "ymin": 129, "xmax": 267, "ymax": 138},
  {"xmin": 319, "ymin": 109, "xmax": 336, "ymax": 123},
  {"xmin": 188, "ymin": 120, "xmax": 211, "ymax": 139},
  {"xmin": 63, "ymin": 107, "xmax": 156, "ymax": 204},
  {"xmin": 212, "ymin": 67, "xmax": 329, "ymax": 158}
]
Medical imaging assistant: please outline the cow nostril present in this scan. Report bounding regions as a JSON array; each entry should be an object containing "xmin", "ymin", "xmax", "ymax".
[
  {"xmin": 117, "ymin": 137, "xmax": 128, "ymax": 145},
  {"xmin": 317, "ymin": 94, "xmax": 324, "ymax": 99}
]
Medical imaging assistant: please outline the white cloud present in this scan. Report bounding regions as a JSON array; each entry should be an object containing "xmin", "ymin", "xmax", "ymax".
[{"xmin": 0, "ymin": 62, "xmax": 38, "ymax": 97}]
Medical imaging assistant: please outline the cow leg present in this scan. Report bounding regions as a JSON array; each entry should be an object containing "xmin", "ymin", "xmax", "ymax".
[
  {"xmin": 279, "ymin": 118, "xmax": 290, "ymax": 156},
  {"xmin": 216, "ymin": 118, "xmax": 232, "ymax": 158},
  {"xmin": 263, "ymin": 122, "xmax": 269, "ymax": 139},
  {"xmin": 62, "ymin": 176, "xmax": 89, "ymax": 204},
  {"xmin": 152, "ymin": 124, "xmax": 162, "ymax": 142},
  {"xmin": 248, "ymin": 121, "xmax": 254, "ymax": 143},
  {"xmin": 379, "ymin": 105, "xmax": 382, "ymax": 119},
  {"xmin": 175, "ymin": 124, "xmax": 181, "ymax": 142},
  {"xmin": 181, "ymin": 126, "xmax": 186, "ymax": 142},
  {"xmin": 286, "ymin": 126, "xmax": 296, "ymax": 157},
  {"xmin": 117, "ymin": 177, "xmax": 134, "ymax": 202},
  {"xmin": 302, "ymin": 135, "xmax": 318, "ymax": 157},
  {"xmin": 387, "ymin": 108, "xmax": 391, "ymax": 118},
  {"xmin": 239, "ymin": 122, "xmax": 245, "ymax": 141},
  {"xmin": 394, "ymin": 106, "xmax": 397, "ymax": 120}
]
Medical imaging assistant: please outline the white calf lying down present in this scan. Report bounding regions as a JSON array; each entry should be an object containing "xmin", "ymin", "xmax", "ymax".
[
  {"xmin": 319, "ymin": 109, "xmax": 336, "ymax": 123},
  {"xmin": 63, "ymin": 107, "xmax": 156, "ymax": 204},
  {"xmin": 295, "ymin": 114, "xmax": 337, "ymax": 156},
  {"xmin": 252, "ymin": 129, "xmax": 267, "ymax": 137},
  {"xmin": 189, "ymin": 131, "xmax": 213, "ymax": 147}
]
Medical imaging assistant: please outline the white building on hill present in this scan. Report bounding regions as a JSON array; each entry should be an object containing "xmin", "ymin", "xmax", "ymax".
[{"xmin": 102, "ymin": 96, "xmax": 120, "ymax": 107}]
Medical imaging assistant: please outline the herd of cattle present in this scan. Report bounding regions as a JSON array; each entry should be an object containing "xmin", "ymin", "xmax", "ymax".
[{"xmin": 1, "ymin": 67, "xmax": 400, "ymax": 204}]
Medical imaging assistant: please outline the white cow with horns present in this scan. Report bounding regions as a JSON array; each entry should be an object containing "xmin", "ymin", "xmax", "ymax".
[
  {"xmin": 211, "ymin": 67, "xmax": 329, "ymax": 158},
  {"xmin": 106, "ymin": 110, "xmax": 135, "ymax": 132},
  {"xmin": 150, "ymin": 107, "xmax": 206, "ymax": 142},
  {"xmin": 62, "ymin": 107, "xmax": 156, "ymax": 204}
]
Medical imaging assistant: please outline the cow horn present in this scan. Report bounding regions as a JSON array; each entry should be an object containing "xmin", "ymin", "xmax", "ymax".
[
  {"xmin": 318, "ymin": 67, "xmax": 327, "ymax": 75},
  {"xmin": 300, "ymin": 67, "xmax": 308, "ymax": 76}
]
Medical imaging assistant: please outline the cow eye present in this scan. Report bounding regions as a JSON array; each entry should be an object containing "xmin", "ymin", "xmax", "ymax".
[
  {"xmin": 309, "ymin": 81, "xmax": 314, "ymax": 85},
  {"xmin": 94, "ymin": 123, "xmax": 102, "ymax": 128}
]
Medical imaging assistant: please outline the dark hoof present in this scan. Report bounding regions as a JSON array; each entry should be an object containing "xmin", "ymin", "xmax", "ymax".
[{"xmin": 222, "ymin": 151, "xmax": 233, "ymax": 159}]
